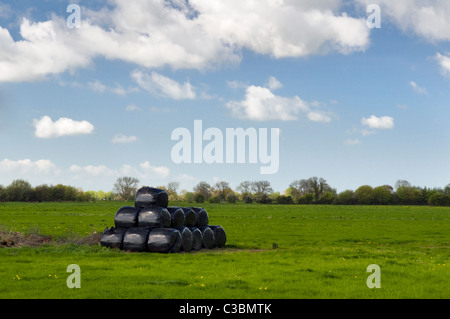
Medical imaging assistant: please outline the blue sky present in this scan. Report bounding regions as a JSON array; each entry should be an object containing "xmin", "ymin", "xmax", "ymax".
[{"xmin": 0, "ymin": 0, "xmax": 449, "ymax": 193}]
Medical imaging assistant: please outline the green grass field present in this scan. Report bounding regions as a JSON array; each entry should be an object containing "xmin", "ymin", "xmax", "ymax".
[{"xmin": 0, "ymin": 202, "xmax": 448, "ymax": 299}]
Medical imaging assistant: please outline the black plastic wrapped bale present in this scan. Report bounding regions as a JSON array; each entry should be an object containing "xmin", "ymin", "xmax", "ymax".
[
  {"xmin": 208, "ymin": 225, "xmax": 227, "ymax": 248},
  {"xmin": 175, "ymin": 226, "xmax": 193, "ymax": 252},
  {"xmin": 198, "ymin": 226, "xmax": 215, "ymax": 249},
  {"xmin": 137, "ymin": 206, "xmax": 171, "ymax": 228},
  {"xmin": 114, "ymin": 206, "xmax": 140, "ymax": 228},
  {"xmin": 181, "ymin": 207, "xmax": 197, "ymax": 227},
  {"xmin": 189, "ymin": 207, "xmax": 209, "ymax": 226},
  {"xmin": 167, "ymin": 207, "xmax": 186, "ymax": 228},
  {"xmin": 100, "ymin": 227, "xmax": 127, "ymax": 249},
  {"xmin": 135, "ymin": 186, "xmax": 168, "ymax": 208},
  {"xmin": 147, "ymin": 228, "xmax": 181, "ymax": 253},
  {"xmin": 188, "ymin": 227, "xmax": 203, "ymax": 250},
  {"xmin": 122, "ymin": 227, "xmax": 151, "ymax": 252}
]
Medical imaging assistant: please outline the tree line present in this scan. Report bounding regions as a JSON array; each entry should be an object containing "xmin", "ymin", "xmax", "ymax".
[{"xmin": 0, "ymin": 176, "xmax": 449, "ymax": 206}]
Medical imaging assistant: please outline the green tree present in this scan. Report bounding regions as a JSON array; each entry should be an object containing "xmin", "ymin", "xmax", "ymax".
[
  {"xmin": 396, "ymin": 186, "xmax": 423, "ymax": 205},
  {"xmin": 226, "ymin": 193, "xmax": 238, "ymax": 203},
  {"xmin": 355, "ymin": 185, "xmax": 373, "ymax": 205},
  {"xmin": 336, "ymin": 190, "xmax": 356, "ymax": 205},
  {"xmin": 194, "ymin": 193, "xmax": 205, "ymax": 203},
  {"xmin": 318, "ymin": 191, "xmax": 336, "ymax": 204},
  {"xmin": 6, "ymin": 179, "xmax": 33, "ymax": 201},
  {"xmin": 428, "ymin": 193, "xmax": 450, "ymax": 206},
  {"xmin": 372, "ymin": 186, "xmax": 392, "ymax": 205},
  {"xmin": 34, "ymin": 184, "xmax": 52, "ymax": 202}
]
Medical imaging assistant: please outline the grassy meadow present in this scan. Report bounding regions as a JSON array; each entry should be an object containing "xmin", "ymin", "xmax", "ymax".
[{"xmin": 0, "ymin": 201, "xmax": 448, "ymax": 299}]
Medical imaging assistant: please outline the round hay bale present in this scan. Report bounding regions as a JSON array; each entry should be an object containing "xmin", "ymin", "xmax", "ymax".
[
  {"xmin": 100, "ymin": 227, "xmax": 127, "ymax": 249},
  {"xmin": 137, "ymin": 206, "xmax": 171, "ymax": 228},
  {"xmin": 198, "ymin": 226, "xmax": 215, "ymax": 249},
  {"xmin": 147, "ymin": 228, "xmax": 181, "ymax": 253},
  {"xmin": 135, "ymin": 186, "xmax": 168, "ymax": 208},
  {"xmin": 208, "ymin": 225, "xmax": 227, "ymax": 247},
  {"xmin": 114, "ymin": 206, "xmax": 140, "ymax": 228},
  {"xmin": 188, "ymin": 207, "xmax": 209, "ymax": 226},
  {"xmin": 188, "ymin": 227, "xmax": 203, "ymax": 250},
  {"xmin": 167, "ymin": 207, "xmax": 186, "ymax": 228},
  {"xmin": 175, "ymin": 226, "xmax": 193, "ymax": 252},
  {"xmin": 181, "ymin": 207, "xmax": 197, "ymax": 227},
  {"xmin": 122, "ymin": 227, "xmax": 151, "ymax": 252}
]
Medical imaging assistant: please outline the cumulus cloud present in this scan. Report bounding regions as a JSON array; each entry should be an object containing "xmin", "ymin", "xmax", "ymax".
[
  {"xmin": 69, "ymin": 164, "xmax": 117, "ymax": 177},
  {"xmin": 265, "ymin": 76, "xmax": 283, "ymax": 90},
  {"xmin": 0, "ymin": 18, "xmax": 91, "ymax": 82},
  {"xmin": 33, "ymin": 116, "xmax": 94, "ymax": 138},
  {"xmin": 111, "ymin": 134, "xmax": 137, "ymax": 144},
  {"xmin": 131, "ymin": 70, "xmax": 196, "ymax": 100},
  {"xmin": 0, "ymin": 158, "xmax": 57, "ymax": 175},
  {"xmin": 435, "ymin": 52, "xmax": 450, "ymax": 76},
  {"xmin": 0, "ymin": 1, "xmax": 371, "ymax": 82},
  {"xmin": 226, "ymin": 85, "xmax": 309, "ymax": 121},
  {"xmin": 139, "ymin": 161, "xmax": 170, "ymax": 178},
  {"xmin": 356, "ymin": 0, "xmax": 450, "ymax": 42},
  {"xmin": 361, "ymin": 115, "xmax": 394, "ymax": 129},
  {"xmin": 226, "ymin": 77, "xmax": 333, "ymax": 122},
  {"xmin": 0, "ymin": 158, "xmax": 171, "ymax": 190}
]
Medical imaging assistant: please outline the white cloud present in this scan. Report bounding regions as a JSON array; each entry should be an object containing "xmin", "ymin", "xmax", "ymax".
[
  {"xmin": 307, "ymin": 111, "xmax": 332, "ymax": 123},
  {"xmin": 361, "ymin": 115, "xmax": 394, "ymax": 129},
  {"xmin": 409, "ymin": 81, "xmax": 428, "ymax": 94},
  {"xmin": 69, "ymin": 164, "xmax": 117, "ymax": 177},
  {"xmin": 226, "ymin": 85, "xmax": 309, "ymax": 121},
  {"xmin": 0, "ymin": 1, "xmax": 371, "ymax": 82},
  {"xmin": 435, "ymin": 52, "xmax": 450, "ymax": 76},
  {"xmin": 356, "ymin": 0, "xmax": 450, "ymax": 42},
  {"xmin": 131, "ymin": 70, "xmax": 196, "ymax": 100},
  {"xmin": 139, "ymin": 161, "xmax": 170, "ymax": 178},
  {"xmin": 111, "ymin": 134, "xmax": 137, "ymax": 144},
  {"xmin": 265, "ymin": 76, "xmax": 283, "ymax": 90},
  {"xmin": 0, "ymin": 158, "xmax": 171, "ymax": 190},
  {"xmin": 226, "ymin": 79, "xmax": 333, "ymax": 123},
  {"xmin": 0, "ymin": 18, "xmax": 91, "ymax": 82},
  {"xmin": 0, "ymin": 158, "xmax": 57, "ymax": 175},
  {"xmin": 88, "ymin": 80, "xmax": 107, "ymax": 93},
  {"xmin": 88, "ymin": 80, "xmax": 138, "ymax": 96},
  {"xmin": 33, "ymin": 116, "xmax": 94, "ymax": 138}
]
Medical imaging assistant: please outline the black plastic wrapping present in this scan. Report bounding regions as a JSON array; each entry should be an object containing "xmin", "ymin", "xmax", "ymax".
[
  {"xmin": 100, "ymin": 227, "xmax": 127, "ymax": 249},
  {"xmin": 189, "ymin": 207, "xmax": 209, "ymax": 226},
  {"xmin": 135, "ymin": 186, "xmax": 168, "ymax": 208},
  {"xmin": 122, "ymin": 227, "xmax": 151, "ymax": 252},
  {"xmin": 188, "ymin": 227, "xmax": 203, "ymax": 250},
  {"xmin": 181, "ymin": 207, "xmax": 197, "ymax": 227},
  {"xmin": 167, "ymin": 207, "xmax": 186, "ymax": 228},
  {"xmin": 114, "ymin": 206, "xmax": 140, "ymax": 228},
  {"xmin": 198, "ymin": 226, "xmax": 215, "ymax": 249},
  {"xmin": 137, "ymin": 206, "xmax": 171, "ymax": 228},
  {"xmin": 208, "ymin": 225, "xmax": 227, "ymax": 247},
  {"xmin": 147, "ymin": 228, "xmax": 181, "ymax": 253},
  {"xmin": 175, "ymin": 226, "xmax": 193, "ymax": 252}
]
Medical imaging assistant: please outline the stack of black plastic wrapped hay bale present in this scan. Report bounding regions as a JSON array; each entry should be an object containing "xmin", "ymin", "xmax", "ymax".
[{"xmin": 100, "ymin": 186, "xmax": 226, "ymax": 253}]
